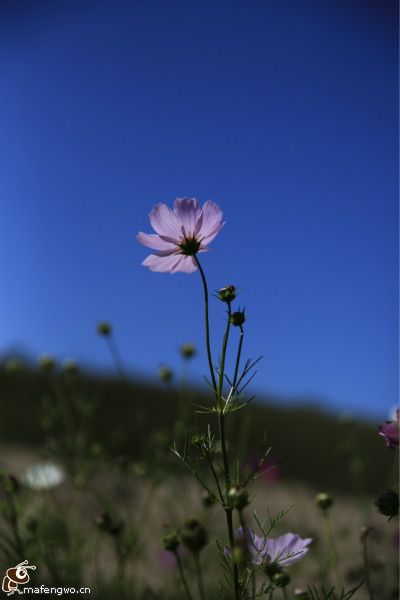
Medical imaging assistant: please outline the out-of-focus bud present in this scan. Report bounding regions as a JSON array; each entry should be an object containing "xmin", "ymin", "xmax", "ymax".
[
  {"xmin": 39, "ymin": 353, "xmax": 55, "ymax": 373},
  {"xmin": 264, "ymin": 561, "xmax": 281, "ymax": 577},
  {"xmin": 374, "ymin": 490, "xmax": 399, "ymax": 520},
  {"xmin": 359, "ymin": 526, "xmax": 373, "ymax": 542},
  {"xmin": 218, "ymin": 285, "xmax": 236, "ymax": 303},
  {"xmin": 62, "ymin": 359, "xmax": 78, "ymax": 376},
  {"xmin": 315, "ymin": 492, "xmax": 333, "ymax": 511},
  {"xmin": 6, "ymin": 474, "xmax": 20, "ymax": 495},
  {"xmin": 158, "ymin": 365, "xmax": 173, "ymax": 384},
  {"xmin": 294, "ymin": 589, "xmax": 311, "ymax": 599},
  {"xmin": 181, "ymin": 518, "xmax": 208, "ymax": 553},
  {"xmin": 180, "ymin": 343, "xmax": 197, "ymax": 360},
  {"xmin": 97, "ymin": 321, "xmax": 112, "ymax": 337},
  {"xmin": 201, "ymin": 490, "xmax": 216, "ymax": 508},
  {"xmin": 162, "ymin": 529, "xmax": 180, "ymax": 552},
  {"xmin": 230, "ymin": 310, "xmax": 246, "ymax": 327},
  {"xmin": 272, "ymin": 571, "xmax": 290, "ymax": 587},
  {"xmin": 191, "ymin": 434, "xmax": 205, "ymax": 450},
  {"xmin": 4, "ymin": 358, "xmax": 23, "ymax": 373},
  {"xmin": 132, "ymin": 462, "xmax": 147, "ymax": 477},
  {"xmin": 228, "ymin": 485, "xmax": 249, "ymax": 510},
  {"xmin": 95, "ymin": 512, "xmax": 124, "ymax": 537}
]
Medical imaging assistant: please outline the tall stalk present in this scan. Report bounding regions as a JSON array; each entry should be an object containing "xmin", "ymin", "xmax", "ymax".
[{"xmin": 194, "ymin": 256, "xmax": 241, "ymax": 600}]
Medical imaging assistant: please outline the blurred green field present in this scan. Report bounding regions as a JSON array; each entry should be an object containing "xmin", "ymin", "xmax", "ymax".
[{"xmin": 0, "ymin": 367, "xmax": 392, "ymax": 494}]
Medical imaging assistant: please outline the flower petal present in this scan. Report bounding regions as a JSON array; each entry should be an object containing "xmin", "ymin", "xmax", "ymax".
[
  {"xmin": 198, "ymin": 200, "xmax": 224, "ymax": 242},
  {"xmin": 142, "ymin": 253, "xmax": 182, "ymax": 272},
  {"xmin": 137, "ymin": 232, "xmax": 177, "ymax": 253},
  {"xmin": 266, "ymin": 533, "xmax": 312, "ymax": 567},
  {"xmin": 173, "ymin": 198, "xmax": 202, "ymax": 237},
  {"xmin": 171, "ymin": 256, "xmax": 197, "ymax": 273},
  {"xmin": 149, "ymin": 204, "xmax": 182, "ymax": 240}
]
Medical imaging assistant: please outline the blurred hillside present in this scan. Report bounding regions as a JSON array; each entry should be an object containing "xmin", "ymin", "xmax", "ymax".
[{"xmin": 0, "ymin": 367, "xmax": 391, "ymax": 496}]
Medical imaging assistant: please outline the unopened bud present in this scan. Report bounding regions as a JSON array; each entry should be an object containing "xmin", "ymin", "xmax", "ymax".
[
  {"xmin": 295, "ymin": 589, "xmax": 311, "ymax": 599},
  {"xmin": 97, "ymin": 321, "xmax": 112, "ymax": 336},
  {"xmin": 95, "ymin": 512, "xmax": 124, "ymax": 537},
  {"xmin": 230, "ymin": 310, "xmax": 246, "ymax": 327},
  {"xmin": 39, "ymin": 353, "xmax": 55, "ymax": 373},
  {"xmin": 315, "ymin": 492, "xmax": 333, "ymax": 511},
  {"xmin": 181, "ymin": 518, "xmax": 207, "ymax": 553},
  {"xmin": 162, "ymin": 529, "xmax": 180, "ymax": 552},
  {"xmin": 4, "ymin": 358, "xmax": 23, "ymax": 373},
  {"xmin": 63, "ymin": 359, "xmax": 78, "ymax": 376},
  {"xmin": 180, "ymin": 343, "xmax": 197, "ymax": 359},
  {"xmin": 158, "ymin": 365, "xmax": 173, "ymax": 384},
  {"xmin": 228, "ymin": 485, "xmax": 249, "ymax": 510},
  {"xmin": 219, "ymin": 285, "xmax": 236, "ymax": 303},
  {"xmin": 201, "ymin": 490, "xmax": 216, "ymax": 507},
  {"xmin": 375, "ymin": 490, "xmax": 399, "ymax": 520},
  {"xmin": 272, "ymin": 571, "xmax": 290, "ymax": 587}
]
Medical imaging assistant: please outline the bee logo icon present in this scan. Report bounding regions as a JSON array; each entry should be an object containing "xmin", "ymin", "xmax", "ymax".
[{"xmin": 2, "ymin": 560, "xmax": 36, "ymax": 596}]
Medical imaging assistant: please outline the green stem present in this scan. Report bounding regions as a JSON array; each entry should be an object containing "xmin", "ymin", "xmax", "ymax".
[
  {"xmin": 195, "ymin": 552, "xmax": 206, "ymax": 600},
  {"xmin": 106, "ymin": 335, "xmax": 126, "ymax": 379},
  {"xmin": 218, "ymin": 303, "xmax": 232, "ymax": 406},
  {"xmin": 206, "ymin": 455, "xmax": 224, "ymax": 504},
  {"xmin": 194, "ymin": 256, "xmax": 217, "ymax": 394},
  {"xmin": 174, "ymin": 550, "xmax": 194, "ymax": 600},
  {"xmin": 225, "ymin": 507, "xmax": 240, "ymax": 600},
  {"xmin": 282, "ymin": 588, "xmax": 289, "ymax": 600},
  {"xmin": 323, "ymin": 512, "xmax": 341, "ymax": 589},
  {"xmin": 232, "ymin": 325, "xmax": 244, "ymax": 392},
  {"xmin": 194, "ymin": 256, "xmax": 240, "ymax": 600},
  {"xmin": 362, "ymin": 535, "xmax": 374, "ymax": 600}
]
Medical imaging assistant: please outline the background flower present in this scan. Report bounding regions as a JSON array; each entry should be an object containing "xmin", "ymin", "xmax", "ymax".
[{"xmin": 379, "ymin": 409, "xmax": 399, "ymax": 449}]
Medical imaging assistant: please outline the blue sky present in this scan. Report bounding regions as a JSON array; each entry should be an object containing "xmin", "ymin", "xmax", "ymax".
[{"xmin": 0, "ymin": 0, "xmax": 398, "ymax": 419}]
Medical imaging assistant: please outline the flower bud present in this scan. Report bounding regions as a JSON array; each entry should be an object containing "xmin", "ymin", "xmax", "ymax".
[
  {"xmin": 158, "ymin": 365, "xmax": 173, "ymax": 384},
  {"xmin": 39, "ymin": 353, "xmax": 55, "ymax": 373},
  {"xmin": 359, "ymin": 526, "xmax": 373, "ymax": 542},
  {"xmin": 180, "ymin": 343, "xmax": 197, "ymax": 359},
  {"xmin": 264, "ymin": 561, "xmax": 281, "ymax": 577},
  {"xmin": 162, "ymin": 529, "xmax": 180, "ymax": 552},
  {"xmin": 230, "ymin": 310, "xmax": 246, "ymax": 327},
  {"xmin": 97, "ymin": 321, "xmax": 112, "ymax": 336},
  {"xmin": 374, "ymin": 490, "xmax": 399, "ymax": 520},
  {"xmin": 272, "ymin": 571, "xmax": 290, "ymax": 587},
  {"xmin": 4, "ymin": 358, "xmax": 23, "ymax": 373},
  {"xmin": 228, "ymin": 485, "xmax": 249, "ymax": 510},
  {"xmin": 295, "ymin": 589, "xmax": 311, "ymax": 599},
  {"xmin": 181, "ymin": 518, "xmax": 207, "ymax": 553},
  {"xmin": 315, "ymin": 492, "xmax": 333, "ymax": 511},
  {"xmin": 63, "ymin": 359, "xmax": 78, "ymax": 376},
  {"xmin": 219, "ymin": 285, "xmax": 236, "ymax": 303},
  {"xmin": 95, "ymin": 512, "xmax": 124, "ymax": 537},
  {"xmin": 201, "ymin": 490, "xmax": 216, "ymax": 507},
  {"xmin": 5, "ymin": 474, "xmax": 20, "ymax": 495}
]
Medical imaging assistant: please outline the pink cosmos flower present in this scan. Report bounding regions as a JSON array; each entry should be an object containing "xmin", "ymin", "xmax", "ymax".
[
  {"xmin": 137, "ymin": 198, "xmax": 224, "ymax": 273},
  {"xmin": 379, "ymin": 409, "xmax": 399, "ymax": 449},
  {"xmin": 264, "ymin": 533, "xmax": 312, "ymax": 567},
  {"xmin": 225, "ymin": 529, "xmax": 312, "ymax": 567}
]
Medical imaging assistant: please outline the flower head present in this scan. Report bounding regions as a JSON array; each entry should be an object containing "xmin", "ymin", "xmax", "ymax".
[
  {"xmin": 265, "ymin": 533, "xmax": 312, "ymax": 567},
  {"xmin": 379, "ymin": 409, "xmax": 399, "ymax": 449},
  {"xmin": 22, "ymin": 462, "xmax": 65, "ymax": 491},
  {"xmin": 137, "ymin": 198, "xmax": 224, "ymax": 273},
  {"xmin": 225, "ymin": 529, "xmax": 312, "ymax": 567}
]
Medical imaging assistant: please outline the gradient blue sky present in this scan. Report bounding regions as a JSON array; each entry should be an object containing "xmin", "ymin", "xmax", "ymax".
[{"xmin": 0, "ymin": 0, "xmax": 398, "ymax": 419}]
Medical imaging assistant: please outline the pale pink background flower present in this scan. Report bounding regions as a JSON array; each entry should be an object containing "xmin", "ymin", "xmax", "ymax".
[
  {"xmin": 137, "ymin": 197, "xmax": 224, "ymax": 273},
  {"xmin": 379, "ymin": 408, "xmax": 399, "ymax": 449}
]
